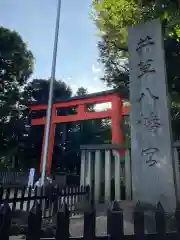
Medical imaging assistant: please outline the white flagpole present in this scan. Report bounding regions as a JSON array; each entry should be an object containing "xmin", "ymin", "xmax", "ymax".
[{"xmin": 41, "ymin": 0, "xmax": 62, "ymax": 186}]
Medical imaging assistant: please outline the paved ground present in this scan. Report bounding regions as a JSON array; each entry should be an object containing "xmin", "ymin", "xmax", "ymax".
[
  {"xmin": 10, "ymin": 214, "xmax": 134, "ymax": 239},
  {"xmin": 10, "ymin": 237, "xmax": 23, "ymax": 240},
  {"xmin": 9, "ymin": 201, "xmax": 138, "ymax": 239},
  {"xmin": 10, "ymin": 200, "xmax": 173, "ymax": 239}
]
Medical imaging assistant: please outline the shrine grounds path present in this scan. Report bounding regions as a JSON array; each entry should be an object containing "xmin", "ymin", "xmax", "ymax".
[{"xmin": 10, "ymin": 201, "xmax": 162, "ymax": 239}]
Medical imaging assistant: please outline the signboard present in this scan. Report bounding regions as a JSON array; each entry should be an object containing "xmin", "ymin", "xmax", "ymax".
[{"xmin": 128, "ymin": 19, "xmax": 176, "ymax": 212}]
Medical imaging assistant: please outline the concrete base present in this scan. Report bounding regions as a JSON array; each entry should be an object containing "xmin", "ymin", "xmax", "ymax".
[{"xmin": 94, "ymin": 200, "xmax": 176, "ymax": 233}]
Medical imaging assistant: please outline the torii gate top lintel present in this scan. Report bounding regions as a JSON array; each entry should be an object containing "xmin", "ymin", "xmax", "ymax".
[{"xmin": 29, "ymin": 88, "xmax": 127, "ymax": 107}]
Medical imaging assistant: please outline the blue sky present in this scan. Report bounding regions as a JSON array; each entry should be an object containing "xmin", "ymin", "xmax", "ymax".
[{"xmin": 0, "ymin": 0, "xmax": 108, "ymax": 94}]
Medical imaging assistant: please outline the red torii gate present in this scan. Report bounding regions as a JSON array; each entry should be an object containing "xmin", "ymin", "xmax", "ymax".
[{"xmin": 29, "ymin": 89, "xmax": 130, "ymax": 175}]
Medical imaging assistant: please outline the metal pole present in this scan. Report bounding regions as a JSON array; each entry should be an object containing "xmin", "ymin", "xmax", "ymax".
[{"xmin": 41, "ymin": 0, "xmax": 61, "ymax": 186}]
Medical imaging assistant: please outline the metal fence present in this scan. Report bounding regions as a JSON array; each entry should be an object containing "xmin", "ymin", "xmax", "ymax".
[
  {"xmin": 0, "ymin": 171, "xmax": 80, "ymax": 188},
  {"xmin": 0, "ymin": 171, "xmax": 28, "ymax": 187},
  {"xmin": 1, "ymin": 200, "xmax": 180, "ymax": 239},
  {"xmin": 0, "ymin": 185, "xmax": 90, "ymax": 218}
]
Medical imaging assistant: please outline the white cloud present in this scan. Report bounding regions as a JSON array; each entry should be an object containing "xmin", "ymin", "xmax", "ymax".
[
  {"xmin": 93, "ymin": 76, "xmax": 99, "ymax": 81},
  {"xmin": 92, "ymin": 63, "xmax": 101, "ymax": 73},
  {"xmin": 87, "ymin": 85, "xmax": 107, "ymax": 93},
  {"xmin": 62, "ymin": 71, "xmax": 109, "ymax": 95},
  {"xmin": 70, "ymin": 84, "xmax": 79, "ymax": 93}
]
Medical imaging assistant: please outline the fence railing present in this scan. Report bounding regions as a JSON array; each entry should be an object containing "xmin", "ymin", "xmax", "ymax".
[
  {"xmin": 80, "ymin": 142, "xmax": 180, "ymax": 203},
  {"xmin": 80, "ymin": 144, "xmax": 132, "ymax": 202},
  {"xmin": 0, "ymin": 171, "xmax": 80, "ymax": 188},
  {"xmin": 0, "ymin": 185, "xmax": 90, "ymax": 217},
  {"xmin": 2, "ymin": 200, "xmax": 180, "ymax": 239},
  {"xmin": 0, "ymin": 171, "xmax": 28, "ymax": 187}
]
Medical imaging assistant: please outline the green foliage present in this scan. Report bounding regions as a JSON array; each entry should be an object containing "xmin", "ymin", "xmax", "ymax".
[
  {"xmin": 92, "ymin": 0, "xmax": 180, "ymax": 62},
  {"xmin": 92, "ymin": 0, "xmax": 180, "ymax": 139},
  {"xmin": 76, "ymin": 87, "xmax": 88, "ymax": 96},
  {"xmin": 92, "ymin": 0, "xmax": 180, "ymax": 46},
  {"xmin": 25, "ymin": 78, "xmax": 72, "ymax": 104},
  {"xmin": 97, "ymin": 39, "xmax": 129, "ymax": 98},
  {"xmin": 92, "ymin": 0, "xmax": 140, "ymax": 49},
  {"xmin": 0, "ymin": 27, "xmax": 34, "ymax": 157}
]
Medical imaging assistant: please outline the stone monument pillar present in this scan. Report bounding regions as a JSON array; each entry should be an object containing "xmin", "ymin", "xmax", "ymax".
[{"xmin": 128, "ymin": 18, "xmax": 176, "ymax": 212}]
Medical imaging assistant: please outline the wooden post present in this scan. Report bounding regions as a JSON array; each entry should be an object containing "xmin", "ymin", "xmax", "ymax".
[
  {"xmin": 114, "ymin": 150, "xmax": 121, "ymax": 200},
  {"xmin": 12, "ymin": 187, "xmax": 18, "ymax": 211},
  {"xmin": 80, "ymin": 150, "xmax": 86, "ymax": 186},
  {"xmin": 0, "ymin": 186, "xmax": 3, "ymax": 200},
  {"xmin": 107, "ymin": 201, "xmax": 123, "ymax": 239},
  {"xmin": 133, "ymin": 201, "xmax": 144, "ymax": 238},
  {"xmin": 20, "ymin": 186, "xmax": 26, "ymax": 210},
  {"xmin": 175, "ymin": 201, "xmax": 180, "ymax": 237},
  {"xmin": 86, "ymin": 151, "xmax": 92, "ymax": 187},
  {"xmin": 56, "ymin": 204, "xmax": 70, "ymax": 240},
  {"xmin": 94, "ymin": 150, "xmax": 101, "ymax": 203},
  {"xmin": 125, "ymin": 149, "xmax": 132, "ymax": 200},
  {"xmin": 105, "ymin": 150, "xmax": 111, "ymax": 202},
  {"xmin": 0, "ymin": 201, "xmax": 11, "ymax": 240},
  {"xmin": 28, "ymin": 201, "xmax": 42, "ymax": 240},
  {"xmin": 84, "ymin": 203, "xmax": 95, "ymax": 240},
  {"xmin": 27, "ymin": 186, "xmax": 32, "ymax": 212},
  {"xmin": 155, "ymin": 202, "xmax": 165, "ymax": 237},
  {"xmin": 84, "ymin": 185, "xmax": 91, "ymax": 210},
  {"xmin": 111, "ymin": 95, "xmax": 124, "ymax": 146}
]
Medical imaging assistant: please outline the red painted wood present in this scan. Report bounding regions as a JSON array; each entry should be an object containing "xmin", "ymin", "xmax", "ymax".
[
  {"xmin": 122, "ymin": 105, "xmax": 130, "ymax": 115},
  {"xmin": 30, "ymin": 104, "xmax": 48, "ymax": 111},
  {"xmin": 30, "ymin": 94, "xmax": 130, "ymax": 113},
  {"xmin": 54, "ymin": 110, "xmax": 112, "ymax": 123},
  {"xmin": 111, "ymin": 95, "xmax": 125, "ymax": 156},
  {"xmin": 32, "ymin": 118, "xmax": 46, "ymax": 126},
  {"xmin": 30, "ymin": 94, "xmax": 114, "ymax": 111},
  {"xmin": 111, "ymin": 95, "xmax": 124, "ymax": 144},
  {"xmin": 29, "ymin": 92, "xmax": 130, "ymax": 174},
  {"xmin": 31, "ymin": 110, "xmax": 112, "ymax": 125},
  {"xmin": 31, "ymin": 107, "xmax": 130, "ymax": 126}
]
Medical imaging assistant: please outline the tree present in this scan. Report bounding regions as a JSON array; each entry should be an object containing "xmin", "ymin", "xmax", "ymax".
[
  {"xmin": 92, "ymin": 0, "xmax": 180, "ymax": 139},
  {"xmin": 92, "ymin": 0, "xmax": 180, "ymax": 92},
  {"xmin": 97, "ymin": 39, "xmax": 129, "ymax": 98},
  {"xmin": 25, "ymin": 78, "xmax": 72, "ymax": 104},
  {"xmin": 0, "ymin": 27, "xmax": 34, "ymax": 160},
  {"xmin": 76, "ymin": 87, "xmax": 88, "ymax": 96},
  {"xmin": 92, "ymin": 1, "xmax": 180, "ymax": 48}
]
